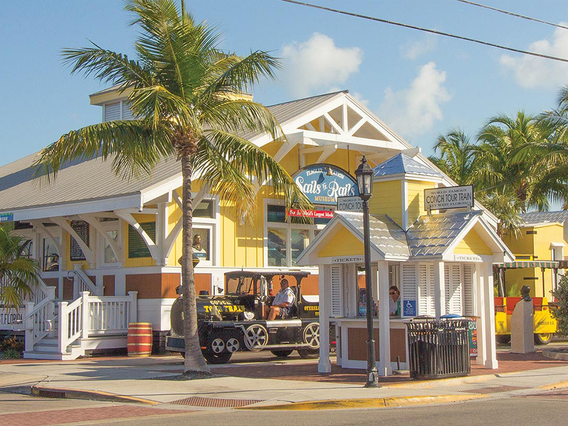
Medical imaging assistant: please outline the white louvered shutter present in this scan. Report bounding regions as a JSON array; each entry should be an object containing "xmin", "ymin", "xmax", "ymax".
[
  {"xmin": 418, "ymin": 264, "xmax": 435, "ymax": 316},
  {"xmin": 122, "ymin": 101, "xmax": 136, "ymax": 120},
  {"xmin": 401, "ymin": 264, "xmax": 416, "ymax": 317},
  {"xmin": 463, "ymin": 264, "xmax": 474, "ymax": 316},
  {"xmin": 445, "ymin": 264, "xmax": 463, "ymax": 315},
  {"xmin": 104, "ymin": 102, "xmax": 121, "ymax": 122},
  {"xmin": 330, "ymin": 265, "xmax": 342, "ymax": 317}
]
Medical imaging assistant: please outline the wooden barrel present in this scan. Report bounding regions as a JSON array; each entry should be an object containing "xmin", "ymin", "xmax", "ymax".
[{"xmin": 127, "ymin": 322, "xmax": 153, "ymax": 357}]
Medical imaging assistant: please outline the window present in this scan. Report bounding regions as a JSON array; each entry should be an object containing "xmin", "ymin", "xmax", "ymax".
[
  {"xmin": 265, "ymin": 203, "xmax": 332, "ymax": 267},
  {"xmin": 128, "ymin": 222, "xmax": 155, "ymax": 258},
  {"xmin": 43, "ymin": 238, "xmax": 60, "ymax": 272},
  {"xmin": 70, "ymin": 221, "xmax": 89, "ymax": 261},
  {"xmin": 194, "ymin": 200, "xmax": 215, "ymax": 218},
  {"xmin": 104, "ymin": 230, "xmax": 119, "ymax": 264},
  {"xmin": 192, "ymin": 228, "xmax": 210, "ymax": 262}
]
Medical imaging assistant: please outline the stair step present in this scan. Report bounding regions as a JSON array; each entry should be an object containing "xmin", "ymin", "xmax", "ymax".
[{"xmin": 23, "ymin": 351, "xmax": 77, "ymax": 361}]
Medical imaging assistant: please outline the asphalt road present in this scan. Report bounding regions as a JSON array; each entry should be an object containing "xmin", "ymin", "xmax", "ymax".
[{"xmin": 2, "ymin": 390, "xmax": 567, "ymax": 426}]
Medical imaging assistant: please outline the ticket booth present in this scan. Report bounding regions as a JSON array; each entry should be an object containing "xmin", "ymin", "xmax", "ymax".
[{"xmin": 296, "ymin": 154, "xmax": 514, "ymax": 375}]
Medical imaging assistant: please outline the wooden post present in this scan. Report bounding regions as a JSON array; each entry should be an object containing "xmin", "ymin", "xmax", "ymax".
[
  {"xmin": 24, "ymin": 302, "xmax": 35, "ymax": 352},
  {"xmin": 81, "ymin": 292, "xmax": 90, "ymax": 339},
  {"xmin": 58, "ymin": 301, "xmax": 68, "ymax": 353},
  {"xmin": 128, "ymin": 291, "xmax": 138, "ymax": 324}
]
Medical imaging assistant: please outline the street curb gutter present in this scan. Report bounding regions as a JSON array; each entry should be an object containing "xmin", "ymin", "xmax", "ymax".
[
  {"xmin": 31, "ymin": 386, "xmax": 159, "ymax": 405},
  {"xmin": 238, "ymin": 394, "xmax": 488, "ymax": 411}
]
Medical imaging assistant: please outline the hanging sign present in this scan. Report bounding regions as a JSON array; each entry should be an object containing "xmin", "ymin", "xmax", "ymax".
[
  {"xmin": 293, "ymin": 164, "xmax": 358, "ymax": 205},
  {"xmin": 424, "ymin": 185, "xmax": 474, "ymax": 211},
  {"xmin": 337, "ymin": 196, "xmax": 363, "ymax": 212},
  {"xmin": 0, "ymin": 213, "xmax": 14, "ymax": 223},
  {"xmin": 287, "ymin": 209, "xmax": 333, "ymax": 219}
]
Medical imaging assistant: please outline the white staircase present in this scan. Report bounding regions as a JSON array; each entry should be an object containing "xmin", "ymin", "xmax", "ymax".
[{"xmin": 23, "ymin": 291, "xmax": 138, "ymax": 360}]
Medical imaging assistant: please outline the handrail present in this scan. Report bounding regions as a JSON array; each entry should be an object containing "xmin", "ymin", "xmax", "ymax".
[
  {"xmin": 68, "ymin": 265, "xmax": 100, "ymax": 297},
  {"xmin": 24, "ymin": 297, "xmax": 56, "ymax": 352}
]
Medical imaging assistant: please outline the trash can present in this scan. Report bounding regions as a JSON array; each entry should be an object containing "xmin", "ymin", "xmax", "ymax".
[{"xmin": 406, "ymin": 317, "xmax": 471, "ymax": 380}]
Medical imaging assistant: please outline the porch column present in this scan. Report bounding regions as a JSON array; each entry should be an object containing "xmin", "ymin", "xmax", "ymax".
[
  {"xmin": 377, "ymin": 261, "xmax": 391, "ymax": 376},
  {"xmin": 433, "ymin": 261, "xmax": 445, "ymax": 319},
  {"xmin": 477, "ymin": 262, "xmax": 498, "ymax": 368},
  {"xmin": 318, "ymin": 265, "xmax": 331, "ymax": 373}
]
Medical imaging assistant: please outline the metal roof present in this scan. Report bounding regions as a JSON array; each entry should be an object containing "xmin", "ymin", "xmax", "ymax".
[
  {"xmin": 334, "ymin": 212, "xmax": 411, "ymax": 258},
  {"xmin": 373, "ymin": 153, "xmax": 443, "ymax": 178},
  {"xmin": 0, "ymin": 91, "xmax": 348, "ymax": 216},
  {"xmin": 520, "ymin": 210, "xmax": 568, "ymax": 226},
  {"xmin": 406, "ymin": 210, "xmax": 482, "ymax": 258}
]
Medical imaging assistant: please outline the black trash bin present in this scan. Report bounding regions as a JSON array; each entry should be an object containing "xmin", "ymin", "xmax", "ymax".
[{"xmin": 406, "ymin": 318, "xmax": 471, "ymax": 380}]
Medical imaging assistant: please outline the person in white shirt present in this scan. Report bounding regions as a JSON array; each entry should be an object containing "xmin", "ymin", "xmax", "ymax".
[
  {"xmin": 267, "ymin": 279, "xmax": 295, "ymax": 320},
  {"xmin": 389, "ymin": 286, "xmax": 400, "ymax": 316}
]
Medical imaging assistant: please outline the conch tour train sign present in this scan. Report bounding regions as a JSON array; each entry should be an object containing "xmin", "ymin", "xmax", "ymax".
[
  {"xmin": 424, "ymin": 185, "xmax": 474, "ymax": 211},
  {"xmin": 293, "ymin": 164, "xmax": 358, "ymax": 205}
]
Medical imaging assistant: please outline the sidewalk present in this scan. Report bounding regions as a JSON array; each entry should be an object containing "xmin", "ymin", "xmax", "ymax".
[{"xmin": 1, "ymin": 348, "xmax": 568, "ymax": 410}]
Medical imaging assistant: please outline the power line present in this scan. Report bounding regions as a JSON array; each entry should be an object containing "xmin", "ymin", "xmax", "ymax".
[
  {"xmin": 280, "ymin": 0, "xmax": 568, "ymax": 64},
  {"xmin": 457, "ymin": 0, "xmax": 568, "ymax": 31}
]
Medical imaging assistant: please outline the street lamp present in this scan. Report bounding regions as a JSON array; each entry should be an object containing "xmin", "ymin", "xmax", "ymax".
[{"xmin": 355, "ymin": 156, "xmax": 379, "ymax": 388}]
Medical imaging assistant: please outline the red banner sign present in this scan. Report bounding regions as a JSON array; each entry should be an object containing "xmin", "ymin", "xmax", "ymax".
[{"xmin": 287, "ymin": 209, "xmax": 334, "ymax": 219}]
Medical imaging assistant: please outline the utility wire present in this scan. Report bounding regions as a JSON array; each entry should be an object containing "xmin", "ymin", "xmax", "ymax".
[
  {"xmin": 281, "ymin": 0, "xmax": 568, "ymax": 64},
  {"xmin": 457, "ymin": 0, "xmax": 568, "ymax": 31}
]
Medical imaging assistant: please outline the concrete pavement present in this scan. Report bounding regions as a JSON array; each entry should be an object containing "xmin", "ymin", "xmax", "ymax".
[{"xmin": 1, "ymin": 348, "xmax": 568, "ymax": 411}]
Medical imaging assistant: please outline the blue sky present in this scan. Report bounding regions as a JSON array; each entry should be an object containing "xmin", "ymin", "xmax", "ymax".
[{"xmin": 2, "ymin": 0, "xmax": 568, "ymax": 167}]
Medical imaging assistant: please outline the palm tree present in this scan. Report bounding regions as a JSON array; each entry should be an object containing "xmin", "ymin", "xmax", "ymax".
[
  {"xmin": 33, "ymin": 0, "xmax": 310, "ymax": 376},
  {"xmin": 475, "ymin": 112, "xmax": 553, "ymax": 211},
  {"xmin": 0, "ymin": 225, "xmax": 40, "ymax": 310},
  {"xmin": 428, "ymin": 129, "xmax": 476, "ymax": 186}
]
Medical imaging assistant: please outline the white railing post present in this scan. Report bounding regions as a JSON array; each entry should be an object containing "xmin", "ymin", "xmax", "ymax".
[
  {"xmin": 24, "ymin": 302, "xmax": 35, "ymax": 352},
  {"xmin": 58, "ymin": 301, "xmax": 68, "ymax": 353},
  {"xmin": 81, "ymin": 291, "xmax": 90, "ymax": 339},
  {"xmin": 128, "ymin": 291, "xmax": 138, "ymax": 324},
  {"xmin": 47, "ymin": 286, "xmax": 56, "ymax": 301}
]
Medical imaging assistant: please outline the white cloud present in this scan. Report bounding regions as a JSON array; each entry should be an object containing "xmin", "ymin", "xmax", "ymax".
[
  {"xmin": 351, "ymin": 92, "xmax": 370, "ymax": 108},
  {"xmin": 280, "ymin": 33, "xmax": 363, "ymax": 97},
  {"xmin": 401, "ymin": 36, "xmax": 437, "ymax": 60},
  {"xmin": 377, "ymin": 62, "xmax": 451, "ymax": 138},
  {"xmin": 500, "ymin": 23, "xmax": 568, "ymax": 89}
]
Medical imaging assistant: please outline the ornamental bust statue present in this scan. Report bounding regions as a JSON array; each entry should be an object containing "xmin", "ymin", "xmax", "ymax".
[{"xmin": 521, "ymin": 285, "xmax": 532, "ymax": 302}]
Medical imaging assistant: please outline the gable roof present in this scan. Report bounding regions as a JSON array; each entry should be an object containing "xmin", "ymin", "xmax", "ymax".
[{"xmin": 297, "ymin": 209, "xmax": 512, "ymax": 265}]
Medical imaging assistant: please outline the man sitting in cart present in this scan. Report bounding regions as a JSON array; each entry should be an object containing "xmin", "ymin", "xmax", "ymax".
[{"xmin": 267, "ymin": 278, "xmax": 295, "ymax": 320}]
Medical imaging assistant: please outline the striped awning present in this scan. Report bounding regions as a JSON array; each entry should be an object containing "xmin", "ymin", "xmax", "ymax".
[{"xmin": 493, "ymin": 261, "xmax": 559, "ymax": 270}]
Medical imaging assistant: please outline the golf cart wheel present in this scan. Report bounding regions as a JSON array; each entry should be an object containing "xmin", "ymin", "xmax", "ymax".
[
  {"xmin": 298, "ymin": 348, "xmax": 319, "ymax": 359},
  {"xmin": 203, "ymin": 350, "xmax": 232, "ymax": 364},
  {"xmin": 496, "ymin": 334, "xmax": 511, "ymax": 344},
  {"xmin": 534, "ymin": 333, "xmax": 553, "ymax": 345},
  {"xmin": 303, "ymin": 322, "xmax": 321, "ymax": 349},
  {"xmin": 271, "ymin": 350, "xmax": 293, "ymax": 358}
]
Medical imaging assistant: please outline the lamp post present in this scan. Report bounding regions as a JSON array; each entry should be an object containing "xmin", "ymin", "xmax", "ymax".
[{"xmin": 355, "ymin": 156, "xmax": 379, "ymax": 388}]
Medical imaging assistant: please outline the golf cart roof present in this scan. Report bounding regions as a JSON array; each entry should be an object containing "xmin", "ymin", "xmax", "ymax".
[{"xmin": 224, "ymin": 270, "xmax": 311, "ymax": 281}]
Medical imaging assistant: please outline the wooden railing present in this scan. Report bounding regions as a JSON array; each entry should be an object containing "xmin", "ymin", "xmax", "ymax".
[
  {"xmin": 24, "ymin": 298, "xmax": 56, "ymax": 352},
  {"xmin": 58, "ymin": 291, "xmax": 138, "ymax": 353},
  {"xmin": 1, "ymin": 276, "xmax": 56, "ymax": 330},
  {"xmin": 69, "ymin": 265, "xmax": 101, "ymax": 298}
]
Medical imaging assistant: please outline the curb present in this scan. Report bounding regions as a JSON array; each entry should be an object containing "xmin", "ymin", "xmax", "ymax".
[
  {"xmin": 239, "ymin": 394, "xmax": 488, "ymax": 411},
  {"xmin": 31, "ymin": 386, "xmax": 159, "ymax": 405},
  {"xmin": 542, "ymin": 347, "xmax": 568, "ymax": 361}
]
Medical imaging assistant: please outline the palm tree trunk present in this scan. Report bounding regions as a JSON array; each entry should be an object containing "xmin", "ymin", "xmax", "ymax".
[{"xmin": 180, "ymin": 151, "xmax": 210, "ymax": 375}]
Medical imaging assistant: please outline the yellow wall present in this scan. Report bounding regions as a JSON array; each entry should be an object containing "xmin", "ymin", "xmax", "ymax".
[
  {"xmin": 503, "ymin": 223, "xmax": 564, "ymax": 298},
  {"xmin": 318, "ymin": 226, "xmax": 363, "ymax": 258},
  {"xmin": 454, "ymin": 228, "xmax": 493, "ymax": 255},
  {"xmin": 407, "ymin": 180, "xmax": 434, "ymax": 226},
  {"xmin": 369, "ymin": 180, "xmax": 402, "ymax": 227}
]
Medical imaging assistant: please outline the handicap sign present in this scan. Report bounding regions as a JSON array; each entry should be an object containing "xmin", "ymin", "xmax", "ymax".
[{"xmin": 403, "ymin": 300, "xmax": 416, "ymax": 316}]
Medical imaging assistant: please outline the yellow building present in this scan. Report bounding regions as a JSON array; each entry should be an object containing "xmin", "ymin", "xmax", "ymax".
[
  {"xmin": 0, "ymin": 88, "xmax": 512, "ymax": 366},
  {"xmin": 502, "ymin": 211, "xmax": 568, "ymax": 298}
]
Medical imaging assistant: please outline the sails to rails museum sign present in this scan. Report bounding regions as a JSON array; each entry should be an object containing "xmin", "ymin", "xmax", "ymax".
[
  {"xmin": 293, "ymin": 164, "xmax": 358, "ymax": 205},
  {"xmin": 424, "ymin": 185, "xmax": 474, "ymax": 211}
]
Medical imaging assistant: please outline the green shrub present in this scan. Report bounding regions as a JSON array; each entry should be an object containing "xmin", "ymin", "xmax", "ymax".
[
  {"xmin": 0, "ymin": 336, "xmax": 24, "ymax": 353},
  {"xmin": 0, "ymin": 348, "xmax": 21, "ymax": 359},
  {"xmin": 552, "ymin": 275, "xmax": 568, "ymax": 336}
]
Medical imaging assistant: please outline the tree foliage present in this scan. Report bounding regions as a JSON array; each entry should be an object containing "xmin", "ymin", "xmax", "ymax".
[
  {"xmin": 33, "ymin": 0, "xmax": 310, "ymax": 375},
  {"xmin": 0, "ymin": 225, "xmax": 40, "ymax": 310},
  {"xmin": 553, "ymin": 274, "xmax": 568, "ymax": 336}
]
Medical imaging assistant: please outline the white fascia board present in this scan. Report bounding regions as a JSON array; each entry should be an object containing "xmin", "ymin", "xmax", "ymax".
[
  {"xmin": 373, "ymin": 173, "xmax": 444, "ymax": 184},
  {"xmin": 526, "ymin": 222, "xmax": 564, "ymax": 228},
  {"xmin": 12, "ymin": 194, "xmax": 142, "ymax": 222},
  {"xmin": 140, "ymin": 173, "xmax": 182, "ymax": 205},
  {"xmin": 299, "ymin": 130, "xmax": 394, "ymax": 149}
]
